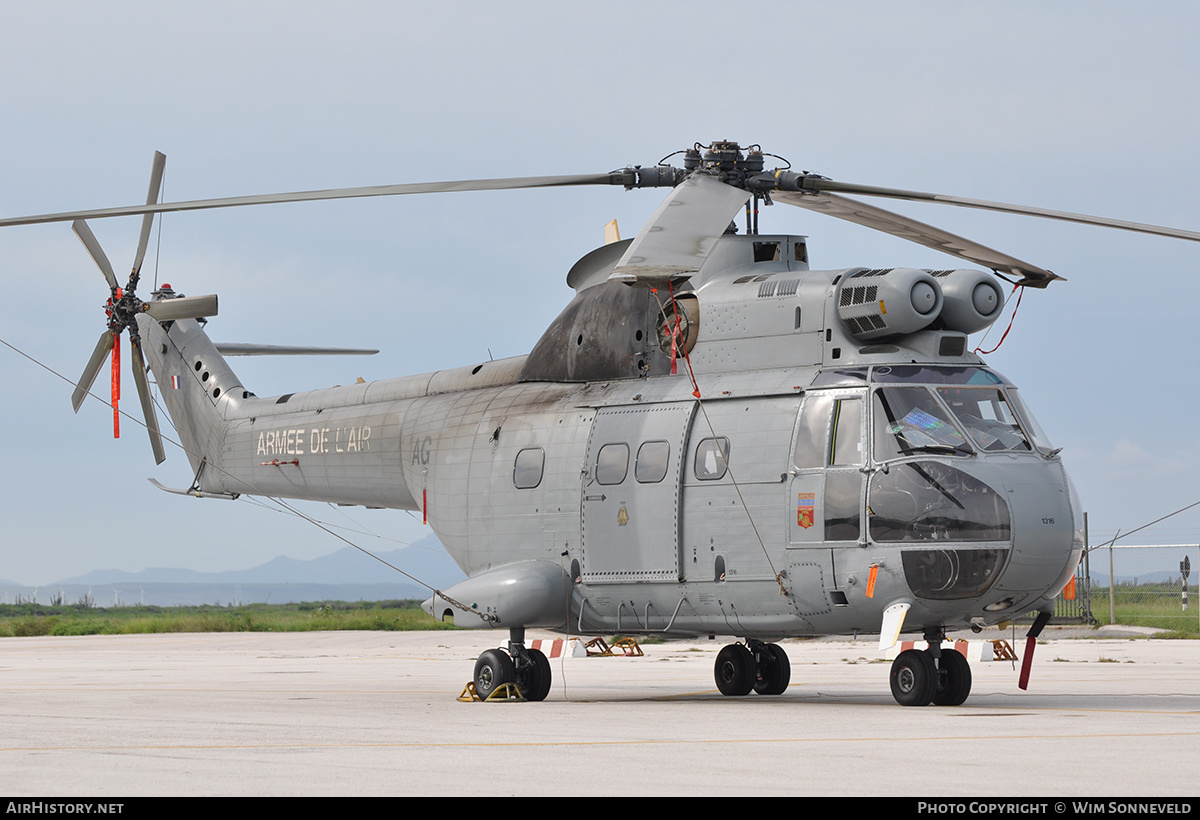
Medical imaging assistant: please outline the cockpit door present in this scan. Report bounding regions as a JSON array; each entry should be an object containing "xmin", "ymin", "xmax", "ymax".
[{"xmin": 789, "ymin": 390, "xmax": 866, "ymax": 547}]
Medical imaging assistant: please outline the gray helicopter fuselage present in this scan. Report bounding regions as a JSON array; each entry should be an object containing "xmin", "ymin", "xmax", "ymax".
[
  {"xmin": 140, "ymin": 232, "xmax": 1081, "ymax": 641},
  {"xmin": 26, "ymin": 141, "xmax": 1192, "ymax": 704}
]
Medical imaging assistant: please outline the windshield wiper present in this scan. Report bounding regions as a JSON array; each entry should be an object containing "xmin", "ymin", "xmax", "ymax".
[{"xmin": 897, "ymin": 443, "xmax": 972, "ymax": 456}]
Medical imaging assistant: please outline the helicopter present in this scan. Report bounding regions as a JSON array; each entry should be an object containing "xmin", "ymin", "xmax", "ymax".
[{"xmin": 5, "ymin": 140, "xmax": 1199, "ymax": 707}]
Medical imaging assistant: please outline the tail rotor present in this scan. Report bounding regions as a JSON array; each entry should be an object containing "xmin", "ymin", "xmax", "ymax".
[{"xmin": 69, "ymin": 152, "xmax": 216, "ymax": 465}]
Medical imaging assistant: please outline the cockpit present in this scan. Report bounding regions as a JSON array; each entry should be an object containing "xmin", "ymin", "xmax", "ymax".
[{"xmin": 794, "ymin": 364, "xmax": 1065, "ymax": 602}]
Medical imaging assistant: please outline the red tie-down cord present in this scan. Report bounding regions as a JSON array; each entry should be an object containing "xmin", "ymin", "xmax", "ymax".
[
  {"xmin": 661, "ymin": 280, "xmax": 702, "ymax": 399},
  {"xmin": 973, "ymin": 284, "xmax": 1024, "ymax": 355}
]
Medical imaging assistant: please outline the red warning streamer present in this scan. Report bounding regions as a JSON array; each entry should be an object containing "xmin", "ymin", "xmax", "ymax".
[{"xmin": 111, "ymin": 332, "xmax": 121, "ymax": 438}]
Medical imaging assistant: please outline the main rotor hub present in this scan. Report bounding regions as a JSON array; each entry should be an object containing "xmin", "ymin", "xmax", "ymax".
[{"xmin": 683, "ymin": 141, "xmax": 766, "ymax": 185}]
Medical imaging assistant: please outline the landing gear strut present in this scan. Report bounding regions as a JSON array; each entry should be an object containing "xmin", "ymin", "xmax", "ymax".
[
  {"xmin": 888, "ymin": 628, "xmax": 972, "ymax": 706},
  {"xmin": 473, "ymin": 627, "xmax": 552, "ymax": 702},
  {"xmin": 714, "ymin": 640, "xmax": 791, "ymax": 696}
]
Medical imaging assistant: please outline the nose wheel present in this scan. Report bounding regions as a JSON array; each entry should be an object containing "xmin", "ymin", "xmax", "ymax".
[
  {"xmin": 889, "ymin": 639, "xmax": 973, "ymax": 706},
  {"xmin": 932, "ymin": 646, "xmax": 972, "ymax": 706},
  {"xmin": 890, "ymin": 649, "xmax": 937, "ymax": 706},
  {"xmin": 473, "ymin": 649, "xmax": 516, "ymax": 700},
  {"xmin": 473, "ymin": 628, "xmax": 553, "ymax": 702}
]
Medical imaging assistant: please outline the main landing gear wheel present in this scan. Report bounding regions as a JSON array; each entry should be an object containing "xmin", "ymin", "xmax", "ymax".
[
  {"xmin": 752, "ymin": 642, "xmax": 791, "ymax": 696},
  {"xmin": 515, "ymin": 647, "xmax": 552, "ymax": 702},
  {"xmin": 890, "ymin": 648, "xmax": 937, "ymax": 706},
  {"xmin": 932, "ymin": 648, "xmax": 972, "ymax": 706},
  {"xmin": 474, "ymin": 648, "xmax": 515, "ymax": 700},
  {"xmin": 715, "ymin": 643, "xmax": 755, "ymax": 696}
]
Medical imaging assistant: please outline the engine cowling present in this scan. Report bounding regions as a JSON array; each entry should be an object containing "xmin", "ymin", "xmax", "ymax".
[
  {"xmin": 933, "ymin": 269, "xmax": 1006, "ymax": 334},
  {"xmin": 837, "ymin": 267, "xmax": 943, "ymax": 341}
]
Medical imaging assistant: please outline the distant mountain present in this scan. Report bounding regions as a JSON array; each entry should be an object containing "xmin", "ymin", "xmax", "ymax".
[
  {"xmin": 58, "ymin": 533, "xmax": 465, "ymax": 588},
  {"xmin": 0, "ymin": 534, "xmax": 468, "ymax": 607}
]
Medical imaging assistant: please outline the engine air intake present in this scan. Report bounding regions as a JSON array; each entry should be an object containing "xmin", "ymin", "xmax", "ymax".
[{"xmin": 837, "ymin": 268, "xmax": 943, "ymax": 341}]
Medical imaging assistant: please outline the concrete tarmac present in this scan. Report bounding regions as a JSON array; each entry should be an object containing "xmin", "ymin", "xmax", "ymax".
[{"xmin": 0, "ymin": 627, "xmax": 1197, "ymax": 796}]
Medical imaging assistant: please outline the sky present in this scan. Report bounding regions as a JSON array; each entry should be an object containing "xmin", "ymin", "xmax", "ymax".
[{"xmin": 2, "ymin": 1, "xmax": 1200, "ymax": 585}]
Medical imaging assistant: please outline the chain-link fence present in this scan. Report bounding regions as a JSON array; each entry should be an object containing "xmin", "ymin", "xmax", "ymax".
[{"xmin": 1055, "ymin": 539, "xmax": 1199, "ymax": 634}]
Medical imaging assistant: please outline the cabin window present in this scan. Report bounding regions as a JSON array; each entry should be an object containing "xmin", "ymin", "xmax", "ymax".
[
  {"xmin": 829, "ymin": 398, "xmax": 863, "ymax": 467},
  {"xmin": 794, "ymin": 394, "xmax": 831, "ymax": 470},
  {"xmin": 694, "ymin": 437, "xmax": 730, "ymax": 481},
  {"xmin": 824, "ymin": 471, "xmax": 861, "ymax": 541},
  {"xmin": 753, "ymin": 241, "xmax": 780, "ymax": 262},
  {"xmin": 596, "ymin": 443, "xmax": 629, "ymax": 486},
  {"xmin": 635, "ymin": 440, "xmax": 670, "ymax": 484},
  {"xmin": 513, "ymin": 448, "xmax": 545, "ymax": 489}
]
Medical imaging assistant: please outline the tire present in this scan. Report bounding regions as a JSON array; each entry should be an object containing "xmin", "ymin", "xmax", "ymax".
[
  {"xmin": 715, "ymin": 643, "xmax": 755, "ymax": 696},
  {"xmin": 516, "ymin": 648, "xmax": 552, "ymax": 702},
  {"xmin": 474, "ymin": 648, "xmax": 515, "ymax": 701},
  {"xmin": 753, "ymin": 643, "xmax": 791, "ymax": 696},
  {"xmin": 932, "ymin": 648, "xmax": 972, "ymax": 706},
  {"xmin": 890, "ymin": 648, "xmax": 936, "ymax": 706}
]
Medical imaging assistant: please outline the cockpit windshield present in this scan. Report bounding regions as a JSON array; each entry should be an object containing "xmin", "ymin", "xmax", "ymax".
[
  {"xmin": 936, "ymin": 387, "xmax": 1031, "ymax": 452},
  {"xmin": 873, "ymin": 386, "xmax": 970, "ymax": 458},
  {"xmin": 870, "ymin": 367, "xmax": 1038, "ymax": 459}
]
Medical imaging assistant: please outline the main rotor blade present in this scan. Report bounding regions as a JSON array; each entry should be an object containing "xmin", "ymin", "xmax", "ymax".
[
  {"xmin": 72, "ymin": 330, "xmax": 116, "ymax": 413},
  {"xmin": 795, "ymin": 177, "xmax": 1200, "ymax": 244},
  {"xmin": 775, "ymin": 190, "xmax": 1062, "ymax": 288},
  {"xmin": 213, "ymin": 343, "xmax": 377, "ymax": 356},
  {"xmin": 129, "ymin": 338, "xmax": 166, "ymax": 465},
  {"xmin": 71, "ymin": 220, "xmax": 119, "ymax": 290},
  {"xmin": 0, "ymin": 173, "xmax": 628, "ymax": 228},
  {"xmin": 143, "ymin": 293, "xmax": 218, "ymax": 321},
  {"xmin": 611, "ymin": 174, "xmax": 751, "ymax": 284},
  {"xmin": 131, "ymin": 151, "xmax": 166, "ymax": 281}
]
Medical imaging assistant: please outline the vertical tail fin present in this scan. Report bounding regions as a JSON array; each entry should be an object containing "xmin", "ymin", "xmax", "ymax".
[{"xmin": 139, "ymin": 300, "xmax": 244, "ymax": 482}]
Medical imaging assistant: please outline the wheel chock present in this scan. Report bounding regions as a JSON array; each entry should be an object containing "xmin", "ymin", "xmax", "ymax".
[
  {"xmin": 458, "ymin": 681, "xmax": 527, "ymax": 703},
  {"xmin": 612, "ymin": 637, "xmax": 643, "ymax": 656},
  {"xmin": 583, "ymin": 636, "xmax": 644, "ymax": 656},
  {"xmin": 585, "ymin": 637, "xmax": 613, "ymax": 656},
  {"xmin": 990, "ymin": 639, "xmax": 1018, "ymax": 661}
]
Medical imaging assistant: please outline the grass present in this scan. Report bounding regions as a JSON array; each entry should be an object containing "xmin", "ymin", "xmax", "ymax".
[
  {"xmin": 0, "ymin": 599, "xmax": 457, "ymax": 637},
  {"xmin": 5, "ymin": 585, "xmax": 1196, "ymax": 639},
  {"xmin": 1085, "ymin": 584, "xmax": 1200, "ymax": 635}
]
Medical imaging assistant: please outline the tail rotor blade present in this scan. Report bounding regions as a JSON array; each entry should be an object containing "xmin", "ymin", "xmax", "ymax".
[
  {"xmin": 131, "ymin": 151, "xmax": 166, "ymax": 281},
  {"xmin": 72, "ymin": 330, "xmax": 116, "ymax": 413},
  {"xmin": 143, "ymin": 293, "xmax": 218, "ymax": 321},
  {"xmin": 129, "ymin": 338, "xmax": 166, "ymax": 465},
  {"xmin": 71, "ymin": 220, "xmax": 119, "ymax": 291}
]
